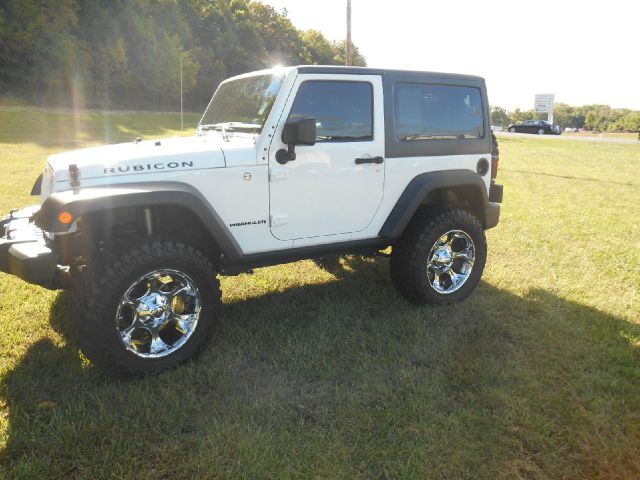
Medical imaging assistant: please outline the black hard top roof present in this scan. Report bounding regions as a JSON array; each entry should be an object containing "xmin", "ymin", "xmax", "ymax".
[{"xmin": 295, "ymin": 65, "xmax": 485, "ymax": 82}]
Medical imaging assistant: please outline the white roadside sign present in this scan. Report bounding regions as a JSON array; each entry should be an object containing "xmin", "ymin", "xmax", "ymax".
[{"xmin": 534, "ymin": 94, "xmax": 555, "ymax": 123}]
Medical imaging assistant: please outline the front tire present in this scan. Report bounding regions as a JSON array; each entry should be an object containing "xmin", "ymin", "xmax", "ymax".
[
  {"xmin": 390, "ymin": 208, "xmax": 487, "ymax": 305},
  {"xmin": 76, "ymin": 239, "xmax": 221, "ymax": 377}
]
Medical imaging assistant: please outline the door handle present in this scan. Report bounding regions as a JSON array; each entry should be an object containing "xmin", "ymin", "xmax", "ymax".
[{"xmin": 355, "ymin": 156, "xmax": 384, "ymax": 165}]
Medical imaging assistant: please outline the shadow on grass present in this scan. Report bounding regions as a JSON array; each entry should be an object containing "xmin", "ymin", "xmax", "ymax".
[{"xmin": 1, "ymin": 258, "xmax": 639, "ymax": 478}]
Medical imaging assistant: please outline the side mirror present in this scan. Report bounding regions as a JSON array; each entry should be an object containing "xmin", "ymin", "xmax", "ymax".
[{"xmin": 277, "ymin": 117, "xmax": 316, "ymax": 164}]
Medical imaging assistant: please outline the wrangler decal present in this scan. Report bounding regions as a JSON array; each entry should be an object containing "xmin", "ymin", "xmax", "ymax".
[{"xmin": 229, "ymin": 220, "xmax": 267, "ymax": 227}]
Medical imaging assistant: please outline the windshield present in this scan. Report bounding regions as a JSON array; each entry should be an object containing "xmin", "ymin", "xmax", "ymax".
[{"xmin": 199, "ymin": 74, "xmax": 283, "ymax": 134}]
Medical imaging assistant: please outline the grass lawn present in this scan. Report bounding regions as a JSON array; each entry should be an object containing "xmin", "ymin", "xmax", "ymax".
[{"xmin": 0, "ymin": 108, "xmax": 638, "ymax": 479}]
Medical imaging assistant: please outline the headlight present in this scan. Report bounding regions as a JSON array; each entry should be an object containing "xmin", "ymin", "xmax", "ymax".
[
  {"xmin": 40, "ymin": 165, "xmax": 54, "ymax": 201},
  {"xmin": 30, "ymin": 173, "xmax": 43, "ymax": 195}
]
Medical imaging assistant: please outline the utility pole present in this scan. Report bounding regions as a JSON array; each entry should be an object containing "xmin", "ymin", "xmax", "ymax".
[
  {"xmin": 180, "ymin": 56, "xmax": 184, "ymax": 131},
  {"xmin": 346, "ymin": 0, "xmax": 352, "ymax": 66}
]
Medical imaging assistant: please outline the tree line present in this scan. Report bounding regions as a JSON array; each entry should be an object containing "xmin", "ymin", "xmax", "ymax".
[
  {"xmin": 491, "ymin": 104, "xmax": 640, "ymax": 132},
  {"xmin": 0, "ymin": 0, "xmax": 366, "ymax": 112}
]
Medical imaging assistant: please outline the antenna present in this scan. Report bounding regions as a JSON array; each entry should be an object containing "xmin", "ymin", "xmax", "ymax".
[
  {"xmin": 180, "ymin": 55, "xmax": 184, "ymax": 131},
  {"xmin": 346, "ymin": 0, "xmax": 352, "ymax": 66}
]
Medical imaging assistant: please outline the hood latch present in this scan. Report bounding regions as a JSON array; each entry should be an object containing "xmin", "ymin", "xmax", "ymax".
[{"xmin": 69, "ymin": 164, "xmax": 80, "ymax": 190}]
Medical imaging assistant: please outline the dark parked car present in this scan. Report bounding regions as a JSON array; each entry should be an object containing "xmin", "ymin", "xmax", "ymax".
[{"xmin": 508, "ymin": 120, "xmax": 560, "ymax": 135}]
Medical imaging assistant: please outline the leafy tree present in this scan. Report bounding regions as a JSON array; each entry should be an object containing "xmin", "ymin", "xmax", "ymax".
[
  {"xmin": 332, "ymin": 40, "xmax": 367, "ymax": 66},
  {"xmin": 508, "ymin": 108, "xmax": 544, "ymax": 124},
  {"xmin": 490, "ymin": 103, "xmax": 639, "ymax": 132},
  {"xmin": 490, "ymin": 106, "xmax": 509, "ymax": 127},
  {"xmin": 621, "ymin": 111, "xmax": 640, "ymax": 132},
  {"xmin": 301, "ymin": 29, "xmax": 336, "ymax": 65},
  {"xmin": 0, "ymin": 0, "xmax": 84, "ymax": 103},
  {"xmin": 0, "ymin": 0, "xmax": 366, "ymax": 110},
  {"xmin": 248, "ymin": 2, "xmax": 306, "ymax": 66}
]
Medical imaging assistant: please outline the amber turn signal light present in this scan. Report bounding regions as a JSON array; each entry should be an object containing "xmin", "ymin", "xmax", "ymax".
[{"xmin": 58, "ymin": 211, "xmax": 73, "ymax": 224}]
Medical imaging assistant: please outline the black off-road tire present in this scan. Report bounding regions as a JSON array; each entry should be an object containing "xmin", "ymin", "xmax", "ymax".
[
  {"xmin": 75, "ymin": 239, "xmax": 221, "ymax": 377},
  {"xmin": 390, "ymin": 207, "xmax": 487, "ymax": 305}
]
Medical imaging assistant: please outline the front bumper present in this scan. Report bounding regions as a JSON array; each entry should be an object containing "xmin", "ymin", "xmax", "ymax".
[{"xmin": 0, "ymin": 206, "xmax": 59, "ymax": 288}]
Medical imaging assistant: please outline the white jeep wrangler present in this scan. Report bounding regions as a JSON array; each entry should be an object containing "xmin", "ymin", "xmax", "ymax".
[{"xmin": 0, "ymin": 66, "xmax": 503, "ymax": 376}]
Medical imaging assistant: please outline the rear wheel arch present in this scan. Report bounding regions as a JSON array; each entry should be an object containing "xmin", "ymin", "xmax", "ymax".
[
  {"xmin": 422, "ymin": 184, "xmax": 485, "ymax": 223},
  {"xmin": 379, "ymin": 170, "xmax": 489, "ymax": 239}
]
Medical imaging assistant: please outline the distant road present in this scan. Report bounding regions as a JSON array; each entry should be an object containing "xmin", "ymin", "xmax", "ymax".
[{"xmin": 496, "ymin": 132, "xmax": 639, "ymax": 145}]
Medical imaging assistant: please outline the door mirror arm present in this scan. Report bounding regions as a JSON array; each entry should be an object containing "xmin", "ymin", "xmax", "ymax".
[{"xmin": 276, "ymin": 144, "xmax": 297, "ymax": 164}]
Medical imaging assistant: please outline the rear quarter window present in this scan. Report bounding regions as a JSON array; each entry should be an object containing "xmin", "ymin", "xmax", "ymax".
[{"xmin": 394, "ymin": 83, "xmax": 484, "ymax": 140}]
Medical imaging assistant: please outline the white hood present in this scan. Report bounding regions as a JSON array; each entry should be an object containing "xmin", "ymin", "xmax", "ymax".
[{"xmin": 46, "ymin": 135, "xmax": 228, "ymax": 187}]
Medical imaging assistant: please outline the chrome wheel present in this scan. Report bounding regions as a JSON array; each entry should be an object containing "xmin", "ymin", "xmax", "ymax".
[
  {"xmin": 115, "ymin": 269, "xmax": 202, "ymax": 358},
  {"xmin": 426, "ymin": 230, "xmax": 475, "ymax": 294}
]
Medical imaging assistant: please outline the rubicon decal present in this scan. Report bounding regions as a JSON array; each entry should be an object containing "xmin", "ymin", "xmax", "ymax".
[
  {"xmin": 103, "ymin": 161, "xmax": 194, "ymax": 174},
  {"xmin": 229, "ymin": 220, "xmax": 267, "ymax": 227}
]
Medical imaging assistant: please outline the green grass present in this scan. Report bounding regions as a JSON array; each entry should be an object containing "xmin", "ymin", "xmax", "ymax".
[{"xmin": 0, "ymin": 108, "xmax": 639, "ymax": 479}]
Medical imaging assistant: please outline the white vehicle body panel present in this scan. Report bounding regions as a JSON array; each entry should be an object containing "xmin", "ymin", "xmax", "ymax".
[
  {"xmin": 351, "ymin": 154, "xmax": 489, "ymax": 242},
  {"xmin": 267, "ymin": 73, "xmax": 385, "ymax": 242},
  {"xmin": 189, "ymin": 165, "xmax": 290, "ymax": 253}
]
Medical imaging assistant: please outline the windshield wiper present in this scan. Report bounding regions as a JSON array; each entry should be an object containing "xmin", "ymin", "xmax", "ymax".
[
  {"xmin": 199, "ymin": 122, "xmax": 262, "ymax": 142},
  {"xmin": 199, "ymin": 123, "xmax": 229, "ymax": 141},
  {"xmin": 200, "ymin": 122, "xmax": 261, "ymax": 132}
]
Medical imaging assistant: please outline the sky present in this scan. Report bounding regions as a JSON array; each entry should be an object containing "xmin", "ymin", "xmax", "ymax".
[{"xmin": 262, "ymin": 0, "xmax": 639, "ymax": 111}]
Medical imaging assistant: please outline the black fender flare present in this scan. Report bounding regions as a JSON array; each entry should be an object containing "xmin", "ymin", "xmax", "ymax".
[
  {"xmin": 378, "ymin": 170, "xmax": 491, "ymax": 238},
  {"xmin": 34, "ymin": 182, "xmax": 243, "ymax": 261}
]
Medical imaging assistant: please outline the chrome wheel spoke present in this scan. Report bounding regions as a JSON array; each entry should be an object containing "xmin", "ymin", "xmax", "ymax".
[
  {"xmin": 449, "ymin": 271, "xmax": 464, "ymax": 288},
  {"xmin": 453, "ymin": 247, "xmax": 474, "ymax": 263},
  {"xmin": 121, "ymin": 297, "xmax": 137, "ymax": 307},
  {"xmin": 120, "ymin": 316, "xmax": 141, "ymax": 344},
  {"xmin": 148, "ymin": 273, "xmax": 164, "ymax": 294},
  {"xmin": 446, "ymin": 232, "xmax": 464, "ymax": 245},
  {"xmin": 169, "ymin": 285, "xmax": 188, "ymax": 299},
  {"xmin": 121, "ymin": 316, "xmax": 139, "ymax": 336},
  {"xmin": 174, "ymin": 313, "xmax": 198, "ymax": 335},
  {"xmin": 431, "ymin": 270, "xmax": 441, "ymax": 289},
  {"xmin": 148, "ymin": 327, "xmax": 171, "ymax": 355}
]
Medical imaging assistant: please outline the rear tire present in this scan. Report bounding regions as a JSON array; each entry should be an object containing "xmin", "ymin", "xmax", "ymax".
[
  {"xmin": 537, "ymin": 128, "xmax": 545, "ymax": 135},
  {"xmin": 509, "ymin": 127, "xmax": 516, "ymax": 133},
  {"xmin": 75, "ymin": 239, "xmax": 221, "ymax": 377},
  {"xmin": 390, "ymin": 207, "xmax": 487, "ymax": 305}
]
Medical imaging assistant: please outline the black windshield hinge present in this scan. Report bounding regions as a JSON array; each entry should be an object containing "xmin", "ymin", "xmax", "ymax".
[{"xmin": 69, "ymin": 164, "xmax": 80, "ymax": 190}]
